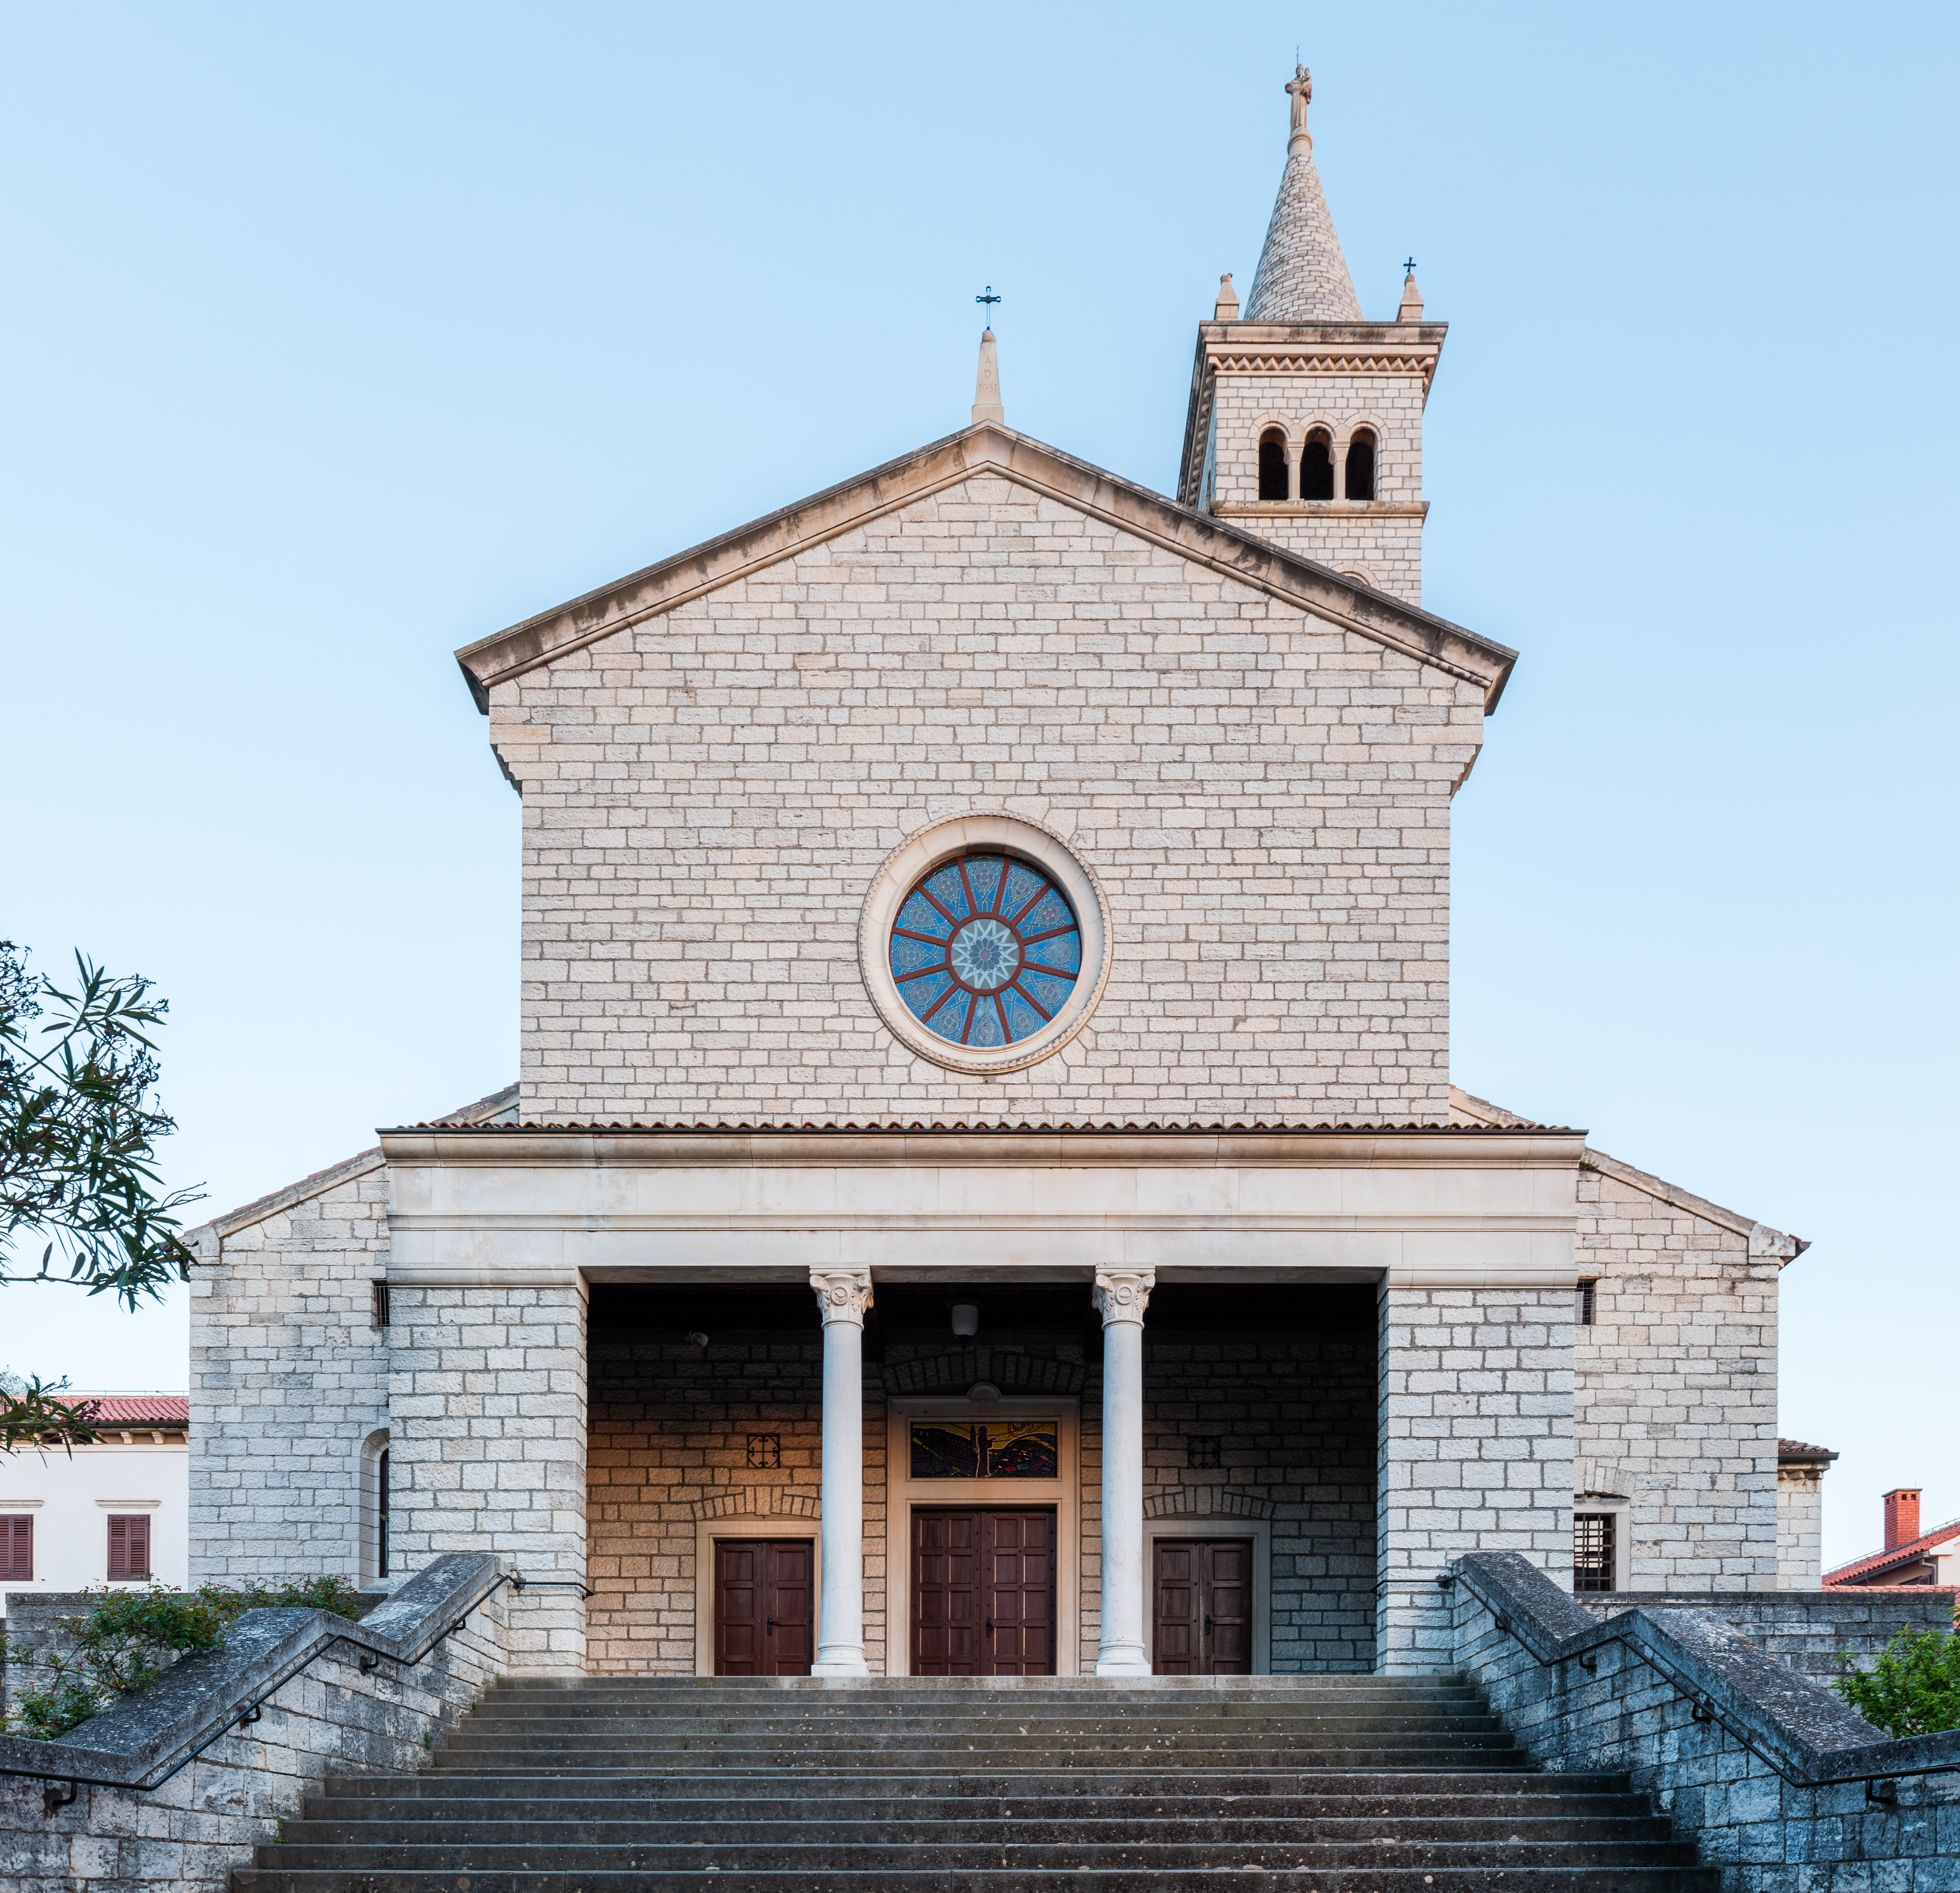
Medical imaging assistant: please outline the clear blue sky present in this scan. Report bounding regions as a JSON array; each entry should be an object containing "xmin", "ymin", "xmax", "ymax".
[{"xmin": 2, "ymin": 3, "xmax": 1953, "ymax": 1572}]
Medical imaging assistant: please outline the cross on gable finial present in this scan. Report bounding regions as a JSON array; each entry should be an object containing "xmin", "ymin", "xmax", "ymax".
[
  {"xmin": 1404, "ymin": 257, "xmax": 1418, "ymax": 276},
  {"xmin": 976, "ymin": 285, "xmax": 1002, "ymax": 327}
]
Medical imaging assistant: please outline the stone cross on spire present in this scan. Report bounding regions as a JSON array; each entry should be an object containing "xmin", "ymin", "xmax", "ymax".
[{"xmin": 1286, "ymin": 63, "xmax": 1313, "ymax": 152}]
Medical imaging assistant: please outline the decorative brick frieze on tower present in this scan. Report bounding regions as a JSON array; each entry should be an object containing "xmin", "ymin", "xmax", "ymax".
[{"xmin": 1179, "ymin": 65, "xmax": 1444, "ymax": 605}]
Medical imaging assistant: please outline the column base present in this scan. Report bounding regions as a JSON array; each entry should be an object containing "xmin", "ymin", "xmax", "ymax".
[
  {"xmin": 1094, "ymin": 1645, "xmax": 1152, "ymax": 1676},
  {"xmin": 811, "ymin": 1645, "xmax": 870, "ymax": 1677}
]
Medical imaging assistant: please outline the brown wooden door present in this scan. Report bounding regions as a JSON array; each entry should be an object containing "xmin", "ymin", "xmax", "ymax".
[
  {"xmin": 913, "ymin": 1509, "xmax": 1055, "ymax": 1675},
  {"xmin": 714, "ymin": 1538, "xmax": 813, "ymax": 1675},
  {"xmin": 1153, "ymin": 1538, "xmax": 1253, "ymax": 1675}
]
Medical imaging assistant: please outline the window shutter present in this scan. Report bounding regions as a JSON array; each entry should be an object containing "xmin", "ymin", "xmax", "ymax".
[
  {"xmin": 1, "ymin": 1514, "xmax": 30, "ymax": 1581},
  {"xmin": 108, "ymin": 1513, "xmax": 128, "ymax": 1579},
  {"xmin": 130, "ymin": 1513, "xmax": 150, "ymax": 1579},
  {"xmin": 107, "ymin": 1513, "xmax": 151, "ymax": 1580}
]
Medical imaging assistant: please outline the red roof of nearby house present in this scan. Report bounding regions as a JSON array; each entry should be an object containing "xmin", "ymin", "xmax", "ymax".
[
  {"xmin": 1824, "ymin": 1515, "xmax": 1960, "ymax": 1587},
  {"xmin": 65, "ymin": 1395, "xmax": 189, "ymax": 1426}
]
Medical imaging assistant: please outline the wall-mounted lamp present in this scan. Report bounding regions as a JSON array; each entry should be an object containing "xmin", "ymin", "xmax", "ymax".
[
  {"xmin": 685, "ymin": 1331, "xmax": 710, "ymax": 1351},
  {"xmin": 950, "ymin": 1302, "xmax": 980, "ymax": 1338}
]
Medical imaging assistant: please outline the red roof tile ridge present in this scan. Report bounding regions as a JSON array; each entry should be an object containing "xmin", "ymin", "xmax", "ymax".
[
  {"xmin": 1823, "ymin": 1515, "xmax": 1960, "ymax": 1584},
  {"xmin": 1778, "ymin": 1437, "xmax": 1839, "ymax": 1459}
]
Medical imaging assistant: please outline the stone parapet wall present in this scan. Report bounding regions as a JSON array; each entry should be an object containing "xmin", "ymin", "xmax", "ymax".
[
  {"xmin": 1581, "ymin": 1587, "xmax": 1959, "ymax": 1683},
  {"xmin": 1452, "ymin": 1551, "xmax": 1960, "ymax": 1893},
  {"xmin": 0, "ymin": 1555, "xmax": 507, "ymax": 1893}
]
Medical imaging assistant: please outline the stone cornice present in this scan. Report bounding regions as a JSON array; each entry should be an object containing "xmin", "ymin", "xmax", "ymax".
[
  {"xmin": 454, "ymin": 425, "xmax": 1516, "ymax": 715},
  {"xmin": 379, "ymin": 1125, "xmax": 1586, "ymax": 1172}
]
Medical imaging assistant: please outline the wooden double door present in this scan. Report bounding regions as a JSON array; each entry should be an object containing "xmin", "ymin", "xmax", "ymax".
[
  {"xmin": 1153, "ymin": 1537, "xmax": 1253, "ymax": 1674},
  {"xmin": 912, "ymin": 1508, "xmax": 1056, "ymax": 1675},
  {"xmin": 713, "ymin": 1538, "xmax": 813, "ymax": 1675}
]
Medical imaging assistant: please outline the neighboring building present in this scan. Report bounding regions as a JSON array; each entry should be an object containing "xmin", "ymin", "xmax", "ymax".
[
  {"xmin": 187, "ymin": 65, "xmax": 1812, "ymax": 1678},
  {"xmin": 1825, "ymin": 1487, "xmax": 1960, "ymax": 1594},
  {"xmin": 0, "ymin": 1394, "xmax": 189, "ymax": 1611},
  {"xmin": 1776, "ymin": 1437, "xmax": 1838, "ymax": 1589}
]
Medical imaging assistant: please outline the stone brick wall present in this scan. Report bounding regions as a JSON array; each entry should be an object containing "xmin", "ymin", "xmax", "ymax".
[
  {"xmin": 1581, "ymin": 1587, "xmax": 1958, "ymax": 1685},
  {"xmin": 1574, "ymin": 1162, "xmax": 1780, "ymax": 1590},
  {"xmin": 489, "ymin": 469, "xmax": 1481, "ymax": 1124},
  {"xmin": 1778, "ymin": 1463, "xmax": 1825, "ymax": 1587},
  {"xmin": 188, "ymin": 1156, "xmax": 390, "ymax": 1585},
  {"xmin": 1378, "ymin": 1286, "xmax": 1575, "ymax": 1670},
  {"xmin": 1143, "ymin": 1328, "xmax": 1376, "ymax": 1672},
  {"xmin": 388, "ymin": 1284, "xmax": 589, "ymax": 1669}
]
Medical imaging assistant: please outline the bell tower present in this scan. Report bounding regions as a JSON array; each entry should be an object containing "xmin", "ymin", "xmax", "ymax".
[{"xmin": 1177, "ymin": 64, "xmax": 1445, "ymax": 605}]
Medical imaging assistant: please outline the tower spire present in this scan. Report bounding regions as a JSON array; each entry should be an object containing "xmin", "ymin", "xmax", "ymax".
[{"xmin": 1243, "ymin": 62, "xmax": 1362, "ymax": 323}]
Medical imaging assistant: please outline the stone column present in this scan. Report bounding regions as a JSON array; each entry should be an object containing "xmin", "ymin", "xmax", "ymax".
[
  {"xmin": 1332, "ymin": 440, "xmax": 1350, "ymax": 501},
  {"xmin": 1376, "ymin": 1284, "xmax": 1574, "ymax": 1671},
  {"xmin": 1285, "ymin": 444, "xmax": 1302, "ymax": 502},
  {"xmin": 1093, "ymin": 1266, "xmax": 1154, "ymax": 1676},
  {"xmin": 810, "ymin": 1267, "xmax": 874, "ymax": 1676}
]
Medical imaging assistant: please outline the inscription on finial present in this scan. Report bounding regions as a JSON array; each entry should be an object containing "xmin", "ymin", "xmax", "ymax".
[{"xmin": 1286, "ymin": 63, "xmax": 1313, "ymax": 150}]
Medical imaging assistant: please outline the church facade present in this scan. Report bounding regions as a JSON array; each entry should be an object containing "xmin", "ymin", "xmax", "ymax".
[{"xmin": 187, "ymin": 69, "xmax": 1804, "ymax": 1680}]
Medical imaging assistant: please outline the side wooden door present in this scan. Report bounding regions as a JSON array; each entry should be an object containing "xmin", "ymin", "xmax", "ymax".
[
  {"xmin": 714, "ymin": 1538, "xmax": 814, "ymax": 1676},
  {"xmin": 1152, "ymin": 1537, "xmax": 1253, "ymax": 1675}
]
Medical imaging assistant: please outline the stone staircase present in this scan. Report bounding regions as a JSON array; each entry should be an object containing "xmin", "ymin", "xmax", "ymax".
[{"xmin": 234, "ymin": 1675, "xmax": 1716, "ymax": 1891}]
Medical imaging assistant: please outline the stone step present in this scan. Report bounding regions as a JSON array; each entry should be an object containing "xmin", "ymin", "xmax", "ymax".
[
  {"xmin": 234, "ymin": 1868, "xmax": 1721, "ymax": 1892},
  {"xmin": 453, "ymin": 1716, "xmax": 1510, "ymax": 1739},
  {"xmin": 319, "ymin": 1769, "xmax": 1628, "ymax": 1804},
  {"xmin": 308, "ymin": 1785, "xmax": 1649, "ymax": 1821},
  {"xmin": 282, "ymin": 1815, "xmax": 1678, "ymax": 1847},
  {"xmin": 260, "ymin": 1841, "xmax": 1704, "ymax": 1872}
]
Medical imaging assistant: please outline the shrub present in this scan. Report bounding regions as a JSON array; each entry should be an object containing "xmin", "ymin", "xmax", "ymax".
[
  {"xmin": 1835, "ymin": 1624, "xmax": 1960, "ymax": 1739},
  {"xmin": 2, "ymin": 1576, "xmax": 365, "ymax": 1740}
]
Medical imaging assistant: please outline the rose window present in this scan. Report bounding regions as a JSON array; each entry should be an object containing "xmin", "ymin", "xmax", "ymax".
[{"xmin": 888, "ymin": 854, "xmax": 1082, "ymax": 1048}]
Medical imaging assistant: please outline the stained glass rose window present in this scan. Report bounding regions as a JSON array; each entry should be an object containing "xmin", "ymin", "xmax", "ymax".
[{"xmin": 888, "ymin": 854, "xmax": 1082, "ymax": 1048}]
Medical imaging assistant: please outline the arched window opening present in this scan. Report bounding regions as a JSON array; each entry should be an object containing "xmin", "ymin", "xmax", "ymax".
[
  {"xmin": 1300, "ymin": 432, "xmax": 1334, "ymax": 501},
  {"xmin": 1257, "ymin": 429, "xmax": 1289, "ymax": 501},
  {"xmin": 360, "ymin": 1428, "xmax": 391, "ymax": 1585},
  {"xmin": 1345, "ymin": 428, "xmax": 1377, "ymax": 501}
]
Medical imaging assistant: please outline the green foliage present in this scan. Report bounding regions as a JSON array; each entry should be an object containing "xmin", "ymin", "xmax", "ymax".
[
  {"xmin": 1835, "ymin": 1624, "xmax": 1960, "ymax": 1738},
  {"xmin": 0, "ymin": 941, "xmax": 204, "ymax": 1450},
  {"xmin": 0, "ymin": 1576, "xmax": 365, "ymax": 1740}
]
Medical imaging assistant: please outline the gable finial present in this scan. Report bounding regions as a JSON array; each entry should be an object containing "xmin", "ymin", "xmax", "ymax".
[
  {"xmin": 1286, "ymin": 62, "xmax": 1313, "ymax": 154},
  {"xmin": 972, "ymin": 322, "xmax": 1004, "ymax": 426}
]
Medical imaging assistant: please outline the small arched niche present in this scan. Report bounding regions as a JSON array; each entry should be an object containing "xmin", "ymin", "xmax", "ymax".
[
  {"xmin": 1299, "ymin": 430, "xmax": 1335, "ymax": 501},
  {"xmin": 1345, "ymin": 427, "xmax": 1378, "ymax": 501},
  {"xmin": 359, "ymin": 1428, "xmax": 391, "ymax": 1586},
  {"xmin": 1257, "ymin": 428, "xmax": 1290, "ymax": 501}
]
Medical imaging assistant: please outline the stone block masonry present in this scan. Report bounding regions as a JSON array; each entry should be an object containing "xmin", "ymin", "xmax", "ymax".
[
  {"xmin": 1377, "ymin": 1286, "xmax": 1575, "ymax": 1670},
  {"xmin": 1574, "ymin": 1161, "xmax": 1781, "ymax": 1591},
  {"xmin": 388, "ymin": 1284, "xmax": 588, "ymax": 1669},
  {"xmin": 489, "ymin": 471, "xmax": 1483, "ymax": 1125},
  {"xmin": 188, "ymin": 1155, "xmax": 390, "ymax": 1585}
]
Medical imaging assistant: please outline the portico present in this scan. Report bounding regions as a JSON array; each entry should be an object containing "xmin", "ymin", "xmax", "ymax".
[{"xmin": 379, "ymin": 1122, "xmax": 1584, "ymax": 1676}]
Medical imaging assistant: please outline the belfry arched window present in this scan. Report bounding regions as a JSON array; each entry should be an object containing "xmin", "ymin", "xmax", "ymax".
[
  {"xmin": 1345, "ymin": 427, "xmax": 1377, "ymax": 501},
  {"xmin": 1257, "ymin": 428, "xmax": 1289, "ymax": 501},
  {"xmin": 1300, "ymin": 430, "xmax": 1334, "ymax": 500}
]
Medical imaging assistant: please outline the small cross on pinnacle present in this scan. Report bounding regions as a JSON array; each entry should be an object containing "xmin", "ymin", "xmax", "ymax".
[
  {"xmin": 976, "ymin": 285, "xmax": 1002, "ymax": 326},
  {"xmin": 1404, "ymin": 257, "xmax": 1418, "ymax": 276}
]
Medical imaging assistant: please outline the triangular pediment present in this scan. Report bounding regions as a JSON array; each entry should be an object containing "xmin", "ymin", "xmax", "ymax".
[{"xmin": 455, "ymin": 425, "xmax": 1516, "ymax": 712}]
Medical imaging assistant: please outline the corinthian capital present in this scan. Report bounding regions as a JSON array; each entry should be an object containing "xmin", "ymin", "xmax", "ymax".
[
  {"xmin": 810, "ymin": 1268, "xmax": 874, "ymax": 1327},
  {"xmin": 1092, "ymin": 1266, "xmax": 1154, "ymax": 1327}
]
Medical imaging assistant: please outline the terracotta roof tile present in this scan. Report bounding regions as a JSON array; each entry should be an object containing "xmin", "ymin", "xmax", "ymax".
[
  {"xmin": 1778, "ymin": 1437, "xmax": 1839, "ymax": 1461},
  {"xmin": 65, "ymin": 1395, "xmax": 189, "ymax": 1426}
]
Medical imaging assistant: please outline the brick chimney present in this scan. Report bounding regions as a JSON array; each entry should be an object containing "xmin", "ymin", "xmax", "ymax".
[{"xmin": 1884, "ymin": 1488, "xmax": 1922, "ymax": 1550}]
